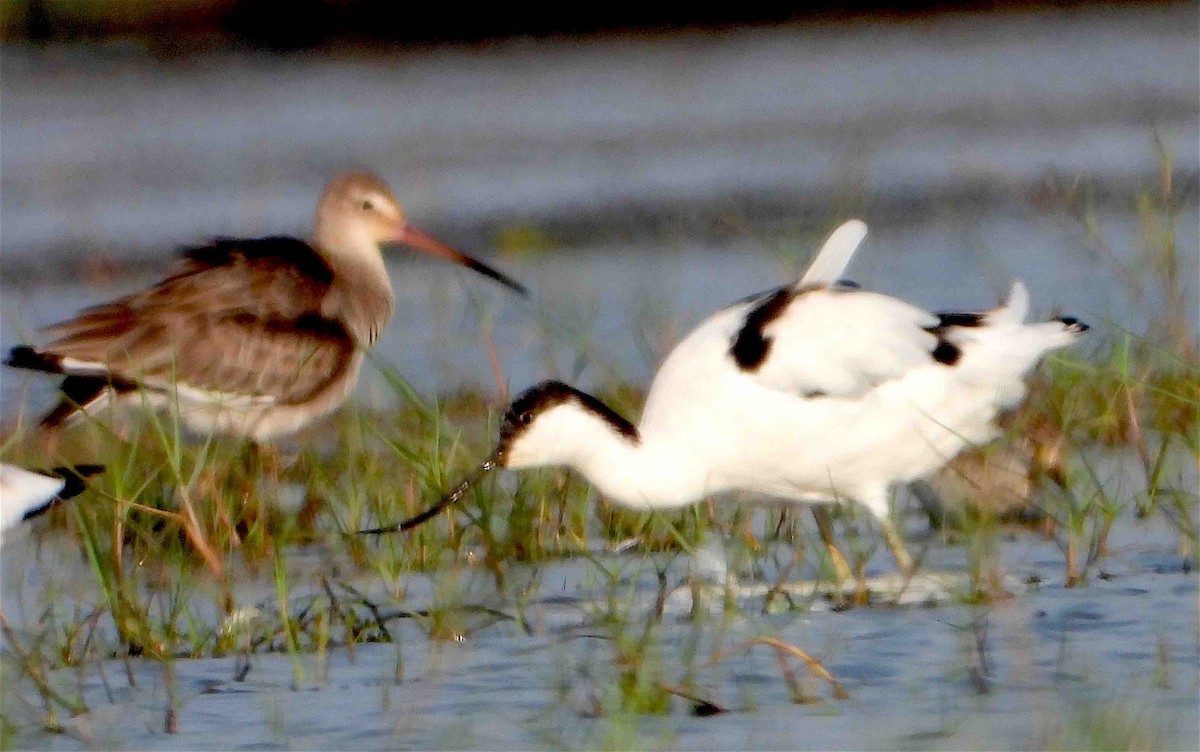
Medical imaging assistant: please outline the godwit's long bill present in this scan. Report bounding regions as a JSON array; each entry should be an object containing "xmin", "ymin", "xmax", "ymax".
[
  {"xmin": 5, "ymin": 173, "xmax": 526, "ymax": 440},
  {"xmin": 364, "ymin": 220, "xmax": 1088, "ymax": 576}
]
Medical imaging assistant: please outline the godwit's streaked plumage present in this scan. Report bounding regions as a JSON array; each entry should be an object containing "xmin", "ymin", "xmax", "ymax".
[
  {"xmin": 5, "ymin": 173, "xmax": 526, "ymax": 440},
  {"xmin": 367, "ymin": 220, "xmax": 1088, "ymax": 574}
]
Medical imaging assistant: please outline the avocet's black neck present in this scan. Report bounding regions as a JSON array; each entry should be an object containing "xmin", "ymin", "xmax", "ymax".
[{"xmin": 497, "ymin": 380, "xmax": 638, "ymax": 459}]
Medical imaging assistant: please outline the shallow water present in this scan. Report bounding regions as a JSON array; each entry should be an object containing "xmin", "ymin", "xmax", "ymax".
[
  {"xmin": 3, "ymin": 524, "xmax": 1197, "ymax": 750},
  {"xmin": 2, "ymin": 450, "xmax": 1197, "ymax": 750}
]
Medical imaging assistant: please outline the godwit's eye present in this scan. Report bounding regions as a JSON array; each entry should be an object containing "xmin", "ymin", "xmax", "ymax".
[{"xmin": 360, "ymin": 199, "xmax": 374, "ymax": 211}]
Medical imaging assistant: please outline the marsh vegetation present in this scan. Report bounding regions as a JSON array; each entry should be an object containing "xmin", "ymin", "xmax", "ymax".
[{"xmin": 1, "ymin": 153, "xmax": 1196, "ymax": 750}]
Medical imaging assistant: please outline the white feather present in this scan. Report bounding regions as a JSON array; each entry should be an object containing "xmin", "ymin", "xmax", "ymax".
[
  {"xmin": 756, "ymin": 290, "xmax": 939, "ymax": 398},
  {"xmin": 797, "ymin": 219, "xmax": 868, "ymax": 288},
  {"xmin": 989, "ymin": 279, "xmax": 1029, "ymax": 325}
]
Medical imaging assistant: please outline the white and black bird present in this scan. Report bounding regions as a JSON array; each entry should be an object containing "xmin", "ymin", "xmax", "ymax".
[
  {"xmin": 5, "ymin": 173, "xmax": 526, "ymax": 441},
  {"xmin": 365, "ymin": 220, "xmax": 1088, "ymax": 573},
  {"xmin": 0, "ymin": 463, "xmax": 102, "ymax": 546}
]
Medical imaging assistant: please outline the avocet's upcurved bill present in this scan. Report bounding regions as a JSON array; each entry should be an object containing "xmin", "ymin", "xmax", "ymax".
[
  {"xmin": 4, "ymin": 173, "xmax": 526, "ymax": 441},
  {"xmin": 0, "ymin": 464, "xmax": 103, "ymax": 546},
  {"xmin": 365, "ymin": 220, "xmax": 1088, "ymax": 572}
]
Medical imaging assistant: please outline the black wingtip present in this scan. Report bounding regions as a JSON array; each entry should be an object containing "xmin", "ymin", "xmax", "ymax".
[
  {"xmin": 5, "ymin": 345, "xmax": 63, "ymax": 373},
  {"xmin": 1059, "ymin": 316, "xmax": 1089, "ymax": 333}
]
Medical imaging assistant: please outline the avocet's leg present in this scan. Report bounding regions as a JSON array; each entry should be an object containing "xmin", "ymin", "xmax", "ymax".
[
  {"xmin": 879, "ymin": 517, "xmax": 915, "ymax": 576},
  {"xmin": 810, "ymin": 506, "xmax": 853, "ymax": 582},
  {"xmin": 858, "ymin": 487, "xmax": 915, "ymax": 576}
]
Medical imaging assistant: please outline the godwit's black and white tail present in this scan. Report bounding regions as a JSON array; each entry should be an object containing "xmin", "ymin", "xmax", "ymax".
[{"xmin": 4, "ymin": 346, "xmax": 130, "ymax": 430}]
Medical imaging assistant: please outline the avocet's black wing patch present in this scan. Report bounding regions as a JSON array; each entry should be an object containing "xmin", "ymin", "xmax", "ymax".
[
  {"xmin": 930, "ymin": 340, "xmax": 962, "ymax": 366},
  {"xmin": 729, "ymin": 282, "xmax": 861, "ymax": 372},
  {"xmin": 730, "ymin": 288, "xmax": 793, "ymax": 371},
  {"xmin": 924, "ymin": 310, "xmax": 988, "ymax": 367},
  {"xmin": 734, "ymin": 288, "xmax": 944, "ymax": 398},
  {"xmin": 933, "ymin": 312, "xmax": 986, "ymax": 329}
]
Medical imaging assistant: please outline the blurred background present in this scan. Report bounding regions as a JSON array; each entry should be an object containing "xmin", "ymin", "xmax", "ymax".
[
  {"xmin": 1, "ymin": 0, "xmax": 1196, "ymax": 408},
  {"xmin": 1, "ymin": 1, "xmax": 1171, "ymax": 48}
]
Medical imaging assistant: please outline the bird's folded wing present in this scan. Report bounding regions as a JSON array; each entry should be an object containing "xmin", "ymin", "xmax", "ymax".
[
  {"xmin": 740, "ymin": 288, "xmax": 941, "ymax": 398},
  {"xmin": 39, "ymin": 243, "xmax": 354, "ymax": 404},
  {"xmin": 160, "ymin": 310, "xmax": 356, "ymax": 405}
]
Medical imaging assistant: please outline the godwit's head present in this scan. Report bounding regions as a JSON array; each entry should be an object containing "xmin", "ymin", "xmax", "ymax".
[
  {"xmin": 316, "ymin": 172, "xmax": 407, "ymax": 249},
  {"xmin": 315, "ymin": 172, "xmax": 526, "ymax": 294}
]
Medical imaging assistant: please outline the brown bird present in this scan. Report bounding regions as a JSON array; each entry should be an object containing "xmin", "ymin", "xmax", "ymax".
[
  {"xmin": 6, "ymin": 173, "xmax": 526, "ymax": 441},
  {"xmin": 911, "ymin": 412, "xmax": 1067, "ymax": 531}
]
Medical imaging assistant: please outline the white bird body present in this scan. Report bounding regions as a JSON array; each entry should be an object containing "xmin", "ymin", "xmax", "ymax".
[
  {"xmin": 625, "ymin": 288, "xmax": 1066, "ymax": 517},
  {"xmin": 497, "ymin": 220, "xmax": 1086, "ymax": 524},
  {"xmin": 375, "ymin": 220, "xmax": 1087, "ymax": 572},
  {"xmin": 0, "ymin": 464, "xmax": 66, "ymax": 546}
]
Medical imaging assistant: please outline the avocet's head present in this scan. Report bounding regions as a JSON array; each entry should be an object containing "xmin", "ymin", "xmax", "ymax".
[
  {"xmin": 315, "ymin": 172, "xmax": 526, "ymax": 294},
  {"xmin": 496, "ymin": 381, "xmax": 639, "ymax": 469},
  {"xmin": 356, "ymin": 381, "xmax": 638, "ymax": 535}
]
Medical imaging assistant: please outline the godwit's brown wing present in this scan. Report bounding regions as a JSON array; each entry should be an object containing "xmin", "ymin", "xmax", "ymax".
[{"xmin": 11, "ymin": 238, "xmax": 357, "ymax": 428}]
